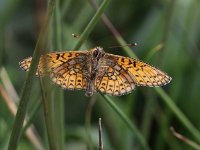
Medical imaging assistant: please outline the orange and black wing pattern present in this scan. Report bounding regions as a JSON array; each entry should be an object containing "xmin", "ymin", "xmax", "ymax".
[
  {"xmin": 19, "ymin": 51, "xmax": 88, "ymax": 90},
  {"xmin": 95, "ymin": 53, "xmax": 171, "ymax": 96}
]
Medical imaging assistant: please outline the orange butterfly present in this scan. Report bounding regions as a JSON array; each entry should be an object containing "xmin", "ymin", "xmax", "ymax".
[{"xmin": 19, "ymin": 47, "xmax": 172, "ymax": 96}]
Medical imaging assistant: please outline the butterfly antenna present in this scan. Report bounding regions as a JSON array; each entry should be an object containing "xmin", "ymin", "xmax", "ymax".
[
  {"xmin": 108, "ymin": 42, "xmax": 137, "ymax": 48},
  {"xmin": 72, "ymin": 33, "xmax": 80, "ymax": 38}
]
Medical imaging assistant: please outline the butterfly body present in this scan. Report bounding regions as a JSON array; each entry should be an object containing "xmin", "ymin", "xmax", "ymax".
[
  {"xmin": 85, "ymin": 47, "xmax": 106, "ymax": 96},
  {"xmin": 19, "ymin": 47, "xmax": 172, "ymax": 96}
]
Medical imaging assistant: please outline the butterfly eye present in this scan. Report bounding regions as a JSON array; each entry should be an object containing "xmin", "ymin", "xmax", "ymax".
[{"xmin": 93, "ymin": 50, "xmax": 99, "ymax": 58}]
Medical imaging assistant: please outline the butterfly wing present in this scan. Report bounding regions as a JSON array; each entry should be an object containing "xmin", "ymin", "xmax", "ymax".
[
  {"xmin": 95, "ymin": 55, "xmax": 136, "ymax": 96},
  {"xmin": 95, "ymin": 53, "xmax": 172, "ymax": 96},
  {"xmin": 19, "ymin": 51, "xmax": 88, "ymax": 90},
  {"xmin": 110, "ymin": 54, "xmax": 172, "ymax": 86}
]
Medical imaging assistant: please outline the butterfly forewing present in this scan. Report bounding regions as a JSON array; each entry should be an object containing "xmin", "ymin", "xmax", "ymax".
[
  {"xmin": 103, "ymin": 53, "xmax": 172, "ymax": 87},
  {"xmin": 19, "ymin": 51, "xmax": 88, "ymax": 90}
]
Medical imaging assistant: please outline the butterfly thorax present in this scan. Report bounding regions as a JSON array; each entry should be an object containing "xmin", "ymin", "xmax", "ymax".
[{"xmin": 85, "ymin": 47, "xmax": 105, "ymax": 96}]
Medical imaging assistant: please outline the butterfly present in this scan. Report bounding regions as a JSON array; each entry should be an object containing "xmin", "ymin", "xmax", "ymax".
[{"xmin": 19, "ymin": 47, "xmax": 172, "ymax": 96}]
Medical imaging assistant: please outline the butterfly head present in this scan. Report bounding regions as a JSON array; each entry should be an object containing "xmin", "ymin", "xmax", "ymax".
[{"xmin": 91, "ymin": 47, "xmax": 105, "ymax": 60}]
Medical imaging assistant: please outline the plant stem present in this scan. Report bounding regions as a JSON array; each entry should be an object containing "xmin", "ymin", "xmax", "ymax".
[
  {"xmin": 54, "ymin": 0, "xmax": 65, "ymax": 149},
  {"xmin": 39, "ymin": 78, "xmax": 58, "ymax": 150},
  {"xmin": 85, "ymin": 96, "xmax": 97, "ymax": 150}
]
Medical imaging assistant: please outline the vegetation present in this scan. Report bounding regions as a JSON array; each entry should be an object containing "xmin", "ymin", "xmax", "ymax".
[{"xmin": 1, "ymin": 0, "xmax": 200, "ymax": 150}]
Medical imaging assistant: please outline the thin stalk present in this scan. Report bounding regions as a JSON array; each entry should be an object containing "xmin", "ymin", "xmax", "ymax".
[
  {"xmin": 54, "ymin": 0, "xmax": 65, "ymax": 149},
  {"xmin": 55, "ymin": 0, "xmax": 62, "ymax": 50},
  {"xmin": 8, "ymin": 0, "xmax": 56, "ymax": 150},
  {"xmin": 102, "ymin": 94, "xmax": 151, "ymax": 150},
  {"xmin": 85, "ymin": 96, "xmax": 97, "ymax": 150},
  {"xmin": 0, "ymin": 29, "xmax": 4, "ymax": 67},
  {"xmin": 0, "ymin": 67, "xmax": 19, "ymax": 103},
  {"xmin": 144, "ymin": 43, "xmax": 163, "ymax": 61},
  {"xmin": 53, "ymin": 90, "xmax": 65, "ymax": 150},
  {"xmin": 73, "ymin": 0, "xmax": 110, "ymax": 50},
  {"xmin": 21, "ymin": 98, "xmax": 42, "ymax": 136},
  {"xmin": 170, "ymin": 127, "xmax": 200, "ymax": 150},
  {"xmin": 39, "ymin": 77, "xmax": 58, "ymax": 150},
  {"xmin": 98, "ymin": 118, "xmax": 103, "ymax": 150}
]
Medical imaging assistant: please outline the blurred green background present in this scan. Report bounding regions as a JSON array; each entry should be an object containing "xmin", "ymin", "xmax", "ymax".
[{"xmin": 1, "ymin": 0, "xmax": 200, "ymax": 150}]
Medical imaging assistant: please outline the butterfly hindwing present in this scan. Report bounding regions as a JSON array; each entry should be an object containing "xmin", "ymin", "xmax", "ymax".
[{"xmin": 95, "ymin": 54, "xmax": 135, "ymax": 96}]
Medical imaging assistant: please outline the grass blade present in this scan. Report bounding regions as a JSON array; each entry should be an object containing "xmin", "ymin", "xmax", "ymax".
[
  {"xmin": 39, "ymin": 77, "xmax": 58, "ymax": 150},
  {"xmin": 53, "ymin": 0, "xmax": 65, "ymax": 149}
]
